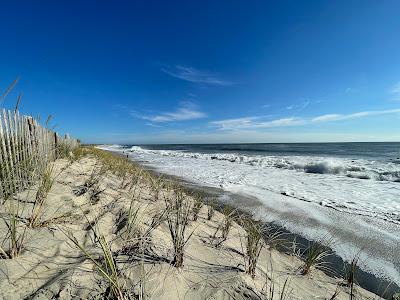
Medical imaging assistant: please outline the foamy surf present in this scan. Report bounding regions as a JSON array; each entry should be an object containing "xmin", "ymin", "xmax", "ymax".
[{"xmin": 98, "ymin": 143, "xmax": 400, "ymax": 286}]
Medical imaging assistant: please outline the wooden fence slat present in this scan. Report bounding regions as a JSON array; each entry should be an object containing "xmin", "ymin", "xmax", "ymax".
[
  {"xmin": 2, "ymin": 109, "xmax": 16, "ymax": 194},
  {"xmin": 0, "ymin": 109, "xmax": 79, "ymax": 202}
]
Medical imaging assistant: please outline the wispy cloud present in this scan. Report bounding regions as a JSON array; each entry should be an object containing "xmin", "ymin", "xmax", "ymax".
[
  {"xmin": 161, "ymin": 65, "xmax": 233, "ymax": 86},
  {"xmin": 145, "ymin": 123, "xmax": 162, "ymax": 127},
  {"xmin": 211, "ymin": 116, "xmax": 305, "ymax": 130},
  {"xmin": 132, "ymin": 102, "xmax": 206, "ymax": 123},
  {"xmin": 286, "ymin": 100, "xmax": 310, "ymax": 111},
  {"xmin": 390, "ymin": 82, "xmax": 400, "ymax": 101},
  {"xmin": 312, "ymin": 109, "xmax": 400, "ymax": 122},
  {"xmin": 211, "ymin": 117, "xmax": 261, "ymax": 130},
  {"xmin": 211, "ymin": 108, "xmax": 400, "ymax": 130},
  {"xmin": 343, "ymin": 87, "xmax": 358, "ymax": 94}
]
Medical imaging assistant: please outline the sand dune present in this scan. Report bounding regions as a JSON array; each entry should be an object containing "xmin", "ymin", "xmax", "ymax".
[{"xmin": 0, "ymin": 150, "xmax": 386, "ymax": 299}]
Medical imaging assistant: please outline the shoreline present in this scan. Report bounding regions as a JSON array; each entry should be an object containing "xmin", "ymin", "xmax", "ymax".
[
  {"xmin": 118, "ymin": 151, "xmax": 399, "ymax": 299},
  {"xmin": 0, "ymin": 146, "xmax": 389, "ymax": 299}
]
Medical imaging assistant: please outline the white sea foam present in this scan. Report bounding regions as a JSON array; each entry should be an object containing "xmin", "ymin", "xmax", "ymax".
[
  {"xmin": 97, "ymin": 144, "xmax": 400, "ymax": 285},
  {"xmin": 127, "ymin": 145, "xmax": 400, "ymax": 182}
]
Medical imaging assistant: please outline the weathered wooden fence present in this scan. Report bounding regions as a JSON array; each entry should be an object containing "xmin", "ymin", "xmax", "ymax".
[{"xmin": 0, "ymin": 109, "xmax": 79, "ymax": 201}]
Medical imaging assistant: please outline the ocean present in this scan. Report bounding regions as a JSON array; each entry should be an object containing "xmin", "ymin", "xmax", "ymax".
[{"xmin": 99, "ymin": 143, "xmax": 400, "ymax": 286}]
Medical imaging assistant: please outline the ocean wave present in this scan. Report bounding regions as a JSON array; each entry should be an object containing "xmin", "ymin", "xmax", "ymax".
[
  {"xmin": 97, "ymin": 144, "xmax": 400, "ymax": 286},
  {"xmin": 125, "ymin": 145, "xmax": 400, "ymax": 183}
]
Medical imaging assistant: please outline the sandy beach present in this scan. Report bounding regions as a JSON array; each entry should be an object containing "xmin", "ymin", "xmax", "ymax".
[
  {"xmin": 0, "ymin": 147, "xmax": 389, "ymax": 299},
  {"xmin": 2, "ymin": 1, "xmax": 400, "ymax": 299}
]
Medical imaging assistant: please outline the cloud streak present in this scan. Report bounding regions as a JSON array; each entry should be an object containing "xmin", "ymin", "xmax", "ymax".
[
  {"xmin": 211, "ymin": 108, "xmax": 400, "ymax": 130},
  {"xmin": 161, "ymin": 65, "xmax": 233, "ymax": 86},
  {"xmin": 132, "ymin": 103, "xmax": 206, "ymax": 123},
  {"xmin": 390, "ymin": 82, "xmax": 400, "ymax": 101},
  {"xmin": 211, "ymin": 116, "xmax": 305, "ymax": 130},
  {"xmin": 286, "ymin": 100, "xmax": 310, "ymax": 111}
]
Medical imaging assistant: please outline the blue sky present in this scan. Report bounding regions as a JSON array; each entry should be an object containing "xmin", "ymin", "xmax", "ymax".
[{"xmin": 1, "ymin": 0, "xmax": 400, "ymax": 144}]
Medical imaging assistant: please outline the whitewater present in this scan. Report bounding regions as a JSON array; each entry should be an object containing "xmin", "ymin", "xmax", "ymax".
[{"xmin": 98, "ymin": 143, "xmax": 400, "ymax": 286}]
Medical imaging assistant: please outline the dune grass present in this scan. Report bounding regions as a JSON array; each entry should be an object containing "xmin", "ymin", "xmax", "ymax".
[
  {"xmin": 28, "ymin": 165, "xmax": 55, "ymax": 227},
  {"xmin": 192, "ymin": 195, "xmax": 203, "ymax": 221},
  {"xmin": 242, "ymin": 217, "xmax": 265, "ymax": 278},
  {"xmin": 261, "ymin": 260, "xmax": 294, "ymax": 300},
  {"xmin": 213, "ymin": 205, "xmax": 236, "ymax": 248},
  {"xmin": 0, "ymin": 201, "xmax": 27, "ymax": 259},
  {"xmin": 206, "ymin": 198, "xmax": 216, "ymax": 221},
  {"xmin": 68, "ymin": 232, "xmax": 127, "ymax": 300},
  {"xmin": 300, "ymin": 242, "xmax": 331, "ymax": 275},
  {"xmin": 346, "ymin": 252, "xmax": 361, "ymax": 300},
  {"xmin": 164, "ymin": 185, "xmax": 195, "ymax": 268}
]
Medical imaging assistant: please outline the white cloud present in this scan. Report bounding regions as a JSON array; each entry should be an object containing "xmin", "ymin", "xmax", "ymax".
[
  {"xmin": 390, "ymin": 82, "xmax": 400, "ymax": 101},
  {"xmin": 132, "ymin": 102, "xmax": 206, "ymax": 123},
  {"xmin": 211, "ymin": 108, "xmax": 400, "ymax": 130},
  {"xmin": 210, "ymin": 116, "xmax": 305, "ymax": 130},
  {"xmin": 311, "ymin": 114, "xmax": 341, "ymax": 122},
  {"xmin": 211, "ymin": 117, "xmax": 260, "ymax": 130},
  {"xmin": 161, "ymin": 65, "xmax": 233, "ymax": 86},
  {"xmin": 286, "ymin": 100, "xmax": 310, "ymax": 111},
  {"xmin": 145, "ymin": 123, "xmax": 162, "ymax": 127},
  {"xmin": 311, "ymin": 109, "xmax": 400, "ymax": 122}
]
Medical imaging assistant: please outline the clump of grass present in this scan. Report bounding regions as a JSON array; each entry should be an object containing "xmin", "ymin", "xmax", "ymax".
[
  {"xmin": 68, "ymin": 233, "xmax": 127, "ymax": 299},
  {"xmin": 120, "ymin": 204, "xmax": 165, "ymax": 257},
  {"xmin": 0, "ymin": 201, "xmax": 27, "ymax": 259},
  {"xmin": 56, "ymin": 142, "xmax": 74, "ymax": 159},
  {"xmin": 164, "ymin": 186, "xmax": 195, "ymax": 268},
  {"xmin": 261, "ymin": 262, "xmax": 293, "ymax": 300},
  {"xmin": 73, "ymin": 164, "xmax": 104, "ymax": 197},
  {"xmin": 88, "ymin": 184, "xmax": 105, "ymax": 204},
  {"xmin": 123, "ymin": 194, "xmax": 148, "ymax": 248},
  {"xmin": 207, "ymin": 202, "xmax": 215, "ymax": 221},
  {"xmin": 68, "ymin": 146, "xmax": 87, "ymax": 163},
  {"xmin": 300, "ymin": 242, "xmax": 331, "ymax": 275},
  {"xmin": 263, "ymin": 226, "xmax": 284, "ymax": 251},
  {"xmin": 212, "ymin": 206, "xmax": 236, "ymax": 248},
  {"xmin": 242, "ymin": 217, "xmax": 264, "ymax": 278},
  {"xmin": 28, "ymin": 165, "xmax": 55, "ymax": 227},
  {"xmin": 148, "ymin": 175, "xmax": 164, "ymax": 202},
  {"xmin": 119, "ymin": 163, "xmax": 140, "ymax": 190},
  {"xmin": 345, "ymin": 252, "xmax": 361, "ymax": 300},
  {"xmin": 192, "ymin": 196, "xmax": 203, "ymax": 221}
]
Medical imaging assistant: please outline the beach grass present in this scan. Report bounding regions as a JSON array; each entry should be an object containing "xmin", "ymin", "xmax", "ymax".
[
  {"xmin": 300, "ymin": 242, "xmax": 331, "ymax": 275},
  {"xmin": 0, "ymin": 200, "xmax": 27, "ymax": 259},
  {"xmin": 68, "ymin": 232, "xmax": 127, "ymax": 299},
  {"xmin": 164, "ymin": 185, "xmax": 195, "ymax": 268},
  {"xmin": 213, "ymin": 205, "xmax": 236, "ymax": 248},
  {"xmin": 28, "ymin": 164, "xmax": 55, "ymax": 227},
  {"xmin": 242, "ymin": 217, "xmax": 264, "ymax": 278},
  {"xmin": 206, "ymin": 198, "xmax": 216, "ymax": 221},
  {"xmin": 191, "ymin": 194, "xmax": 203, "ymax": 221}
]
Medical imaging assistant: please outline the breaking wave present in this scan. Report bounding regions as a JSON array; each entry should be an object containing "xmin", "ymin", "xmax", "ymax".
[{"xmin": 125, "ymin": 146, "xmax": 400, "ymax": 183}]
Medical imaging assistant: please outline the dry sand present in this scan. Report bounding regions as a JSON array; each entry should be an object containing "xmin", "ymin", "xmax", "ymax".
[{"xmin": 0, "ymin": 155, "xmax": 385, "ymax": 299}]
